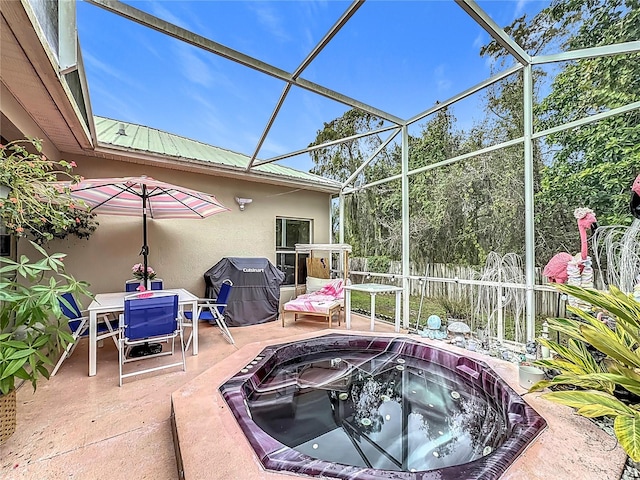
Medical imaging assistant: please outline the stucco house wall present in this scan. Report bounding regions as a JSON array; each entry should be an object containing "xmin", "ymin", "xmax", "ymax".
[{"xmin": 23, "ymin": 154, "xmax": 331, "ymax": 304}]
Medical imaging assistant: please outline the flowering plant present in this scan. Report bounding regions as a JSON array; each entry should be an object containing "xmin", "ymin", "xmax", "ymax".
[
  {"xmin": 0, "ymin": 137, "xmax": 98, "ymax": 243},
  {"xmin": 131, "ymin": 263, "xmax": 156, "ymax": 280}
]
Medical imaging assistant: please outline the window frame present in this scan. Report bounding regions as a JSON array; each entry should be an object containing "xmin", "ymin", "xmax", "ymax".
[{"xmin": 276, "ymin": 217, "xmax": 312, "ymax": 286}]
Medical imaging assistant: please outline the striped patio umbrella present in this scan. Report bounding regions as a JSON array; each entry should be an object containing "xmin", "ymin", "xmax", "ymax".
[{"xmin": 56, "ymin": 175, "xmax": 229, "ymax": 283}]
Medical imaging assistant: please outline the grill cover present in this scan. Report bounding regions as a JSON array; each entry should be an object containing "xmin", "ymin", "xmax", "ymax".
[{"xmin": 204, "ymin": 257, "xmax": 285, "ymax": 327}]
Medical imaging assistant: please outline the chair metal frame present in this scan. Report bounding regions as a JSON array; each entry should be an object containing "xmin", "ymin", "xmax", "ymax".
[
  {"xmin": 51, "ymin": 292, "xmax": 118, "ymax": 376},
  {"xmin": 183, "ymin": 279, "xmax": 234, "ymax": 347},
  {"xmin": 118, "ymin": 291, "xmax": 185, "ymax": 386}
]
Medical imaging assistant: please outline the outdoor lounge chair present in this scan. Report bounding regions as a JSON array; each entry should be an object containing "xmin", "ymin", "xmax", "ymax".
[
  {"xmin": 182, "ymin": 279, "xmax": 234, "ymax": 346},
  {"xmin": 118, "ymin": 291, "xmax": 185, "ymax": 386},
  {"xmin": 281, "ymin": 279, "xmax": 344, "ymax": 328},
  {"xmin": 51, "ymin": 292, "xmax": 118, "ymax": 376}
]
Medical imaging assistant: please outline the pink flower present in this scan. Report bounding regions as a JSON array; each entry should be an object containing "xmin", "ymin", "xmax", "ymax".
[
  {"xmin": 69, "ymin": 161, "xmax": 77, "ymax": 167},
  {"xmin": 131, "ymin": 263, "xmax": 156, "ymax": 279}
]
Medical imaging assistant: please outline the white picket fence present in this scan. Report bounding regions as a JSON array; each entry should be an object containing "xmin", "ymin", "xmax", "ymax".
[{"xmin": 349, "ymin": 257, "xmax": 601, "ymax": 317}]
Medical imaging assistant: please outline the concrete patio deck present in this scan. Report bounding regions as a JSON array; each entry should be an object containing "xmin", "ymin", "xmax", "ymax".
[{"xmin": 1, "ymin": 313, "xmax": 626, "ymax": 479}]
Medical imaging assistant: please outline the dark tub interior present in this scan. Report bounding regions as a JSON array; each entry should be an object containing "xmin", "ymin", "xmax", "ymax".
[{"xmin": 219, "ymin": 334, "xmax": 546, "ymax": 480}]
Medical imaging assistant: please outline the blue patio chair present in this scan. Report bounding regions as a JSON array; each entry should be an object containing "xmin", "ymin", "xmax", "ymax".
[
  {"xmin": 51, "ymin": 292, "xmax": 118, "ymax": 376},
  {"xmin": 125, "ymin": 279, "xmax": 141, "ymax": 292},
  {"xmin": 118, "ymin": 292, "xmax": 185, "ymax": 386},
  {"xmin": 126, "ymin": 279, "xmax": 163, "ymax": 291},
  {"xmin": 183, "ymin": 279, "xmax": 234, "ymax": 346}
]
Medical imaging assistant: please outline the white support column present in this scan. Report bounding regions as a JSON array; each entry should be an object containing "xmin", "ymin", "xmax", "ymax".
[
  {"xmin": 59, "ymin": 0, "xmax": 78, "ymax": 74},
  {"xmin": 401, "ymin": 126, "xmax": 410, "ymax": 329},
  {"xmin": 497, "ymin": 268, "xmax": 504, "ymax": 342},
  {"xmin": 339, "ymin": 193, "xmax": 345, "ymax": 244},
  {"xmin": 523, "ymin": 64, "xmax": 536, "ymax": 341}
]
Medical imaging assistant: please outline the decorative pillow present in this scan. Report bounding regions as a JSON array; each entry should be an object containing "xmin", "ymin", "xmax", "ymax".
[
  {"xmin": 306, "ymin": 276, "xmax": 334, "ymax": 293},
  {"xmin": 316, "ymin": 279, "xmax": 344, "ymax": 298}
]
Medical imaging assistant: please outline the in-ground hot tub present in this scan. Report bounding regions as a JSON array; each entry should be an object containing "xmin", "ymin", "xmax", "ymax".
[{"xmin": 219, "ymin": 334, "xmax": 547, "ymax": 480}]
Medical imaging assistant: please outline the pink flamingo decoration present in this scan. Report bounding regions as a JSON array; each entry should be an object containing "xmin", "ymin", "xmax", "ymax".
[
  {"xmin": 543, "ymin": 207, "xmax": 598, "ymax": 285},
  {"xmin": 630, "ymin": 174, "xmax": 640, "ymax": 220}
]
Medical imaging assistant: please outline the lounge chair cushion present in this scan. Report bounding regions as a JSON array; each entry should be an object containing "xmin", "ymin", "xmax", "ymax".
[
  {"xmin": 284, "ymin": 279, "xmax": 345, "ymax": 315},
  {"xmin": 306, "ymin": 276, "xmax": 334, "ymax": 293}
]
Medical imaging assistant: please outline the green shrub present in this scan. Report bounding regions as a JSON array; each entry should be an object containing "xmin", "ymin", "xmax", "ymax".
[
  {"xmin": 0, "ymin": 241, "xmax": 90, "ymax": 394},
  {"xmin": 366, "ymin": 256, "xmax": 390, "ymax": 273},
  {"xmin": 432, "ymin": 294, "xmax": 472, "ymax": 320}
]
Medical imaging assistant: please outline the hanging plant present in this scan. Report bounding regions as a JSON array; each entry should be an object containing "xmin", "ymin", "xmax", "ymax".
[{"xmin": 0, "ymin": 138, "xmax": 98, "ymax": 244}]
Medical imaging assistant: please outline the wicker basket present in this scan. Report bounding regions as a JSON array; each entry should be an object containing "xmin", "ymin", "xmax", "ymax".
[{"xmin": 0, "ymin": 389, "xmax": 17, "ymax": 445}]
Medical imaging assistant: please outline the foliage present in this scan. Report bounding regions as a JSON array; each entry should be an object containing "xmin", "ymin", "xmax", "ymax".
[
  {"xmin": 0, "ymin": 138, "xmax": 98, "ymax": 244},
  {"xmin": 530, "ymin": 284, "xmax": 640, "ymax": 461},
  {"xmin": 310, "ymin": 109, "xmax": 398, "ymax": 257},
  {"xmin": 482, "ymin": 0, "xmax": 640, "ymax": 262},
  {"xmin": 404, "ymin": 109, "xmax": 530, "ymax": 265},
  {"xmin": 534, "ymin": 0, "xmax": 640, "ymax": 243},
  {"xmin": 433, "ymin": 294, "xmax": 472, "ymax": 320},
  {"xmin": 309, "ymin": 109, "xmax": 386, "ymax": 183},
  {"xmin": 0, "ymin": 241, "xmax": 90, "ymax": 395},
  {"xmin": 366, "ymin": 256, "xmax": 390, "ymax": 273},
  {"xmin": 311, "ymin": 1, "xmax": 638, "ymax": 270}
]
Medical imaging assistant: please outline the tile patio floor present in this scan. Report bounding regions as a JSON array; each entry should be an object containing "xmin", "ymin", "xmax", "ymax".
[{"xmin": 1, "ymin": 313, "xmax": 626, "ymax": 479}]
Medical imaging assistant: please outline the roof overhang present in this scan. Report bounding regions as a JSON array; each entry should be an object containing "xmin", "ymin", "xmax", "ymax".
[
  {"xmin": 0, "ymin": 1, "xmax": 93, "ymax": 155},
  {"xmin": 88, "ymin": 144, "xmax": 342, "ymax": 194}
]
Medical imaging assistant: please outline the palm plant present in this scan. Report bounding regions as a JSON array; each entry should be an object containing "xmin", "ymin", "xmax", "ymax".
[{"xmin": 530, "ymin": 284, "xmax": 640, "ymax": 461}]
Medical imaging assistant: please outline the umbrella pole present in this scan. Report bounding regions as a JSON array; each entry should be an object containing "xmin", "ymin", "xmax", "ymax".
[
  {"xmin": 141, "ymin": 184, "xmax": 149, "ymax": 287},
  {"xmin": 130, "ymin": 182, "xmax": 161, "ymax": 358}
]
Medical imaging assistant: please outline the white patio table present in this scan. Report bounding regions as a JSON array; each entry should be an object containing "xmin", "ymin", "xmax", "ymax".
[
  {"xmin": 344, "ymin": 283, "xmax": 403, "ymax": 333},
  {"xmin": 87, "ymin": 288, "xmax": 198, "ymax": 376}
]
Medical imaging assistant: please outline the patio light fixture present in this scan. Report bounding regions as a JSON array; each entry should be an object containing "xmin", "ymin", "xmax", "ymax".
[{"xmin": 235, "ymin": 197, "xmax": 252, "ymax": 211}]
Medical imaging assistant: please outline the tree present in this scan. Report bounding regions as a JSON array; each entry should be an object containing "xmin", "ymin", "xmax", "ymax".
[
  {"xmin": 310, "ymin": 109, "xmax": 397, "ymax": 257},
  {"xmin": 313, "ymin": 0, "xmax": 639, "ymax": 269},
  {"xmin": 535, "ymin": 0, "xmax": 640, "ymax": 231},
  {"xmin": 480, "ymin": 0, "xmax": 640, "ymax": 263},
  {"xmin": 310, "ymin": 109, "xmax": 385, "ymax": 182}
]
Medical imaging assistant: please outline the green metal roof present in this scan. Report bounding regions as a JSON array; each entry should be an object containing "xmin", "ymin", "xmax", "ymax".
[{"xmin": 94, "ymin": 116, "xmax": 340, "ymax": 191}]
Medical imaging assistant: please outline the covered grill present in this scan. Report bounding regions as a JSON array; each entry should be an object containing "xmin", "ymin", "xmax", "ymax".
[{"xmin": 204, "ymin": 257, "xmax": 285, "ymax": 327}]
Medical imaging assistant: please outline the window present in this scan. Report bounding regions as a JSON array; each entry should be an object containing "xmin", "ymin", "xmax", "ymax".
[{"xmin": 276, "ymin": 218, "xmax": 312, "ymax": 286}]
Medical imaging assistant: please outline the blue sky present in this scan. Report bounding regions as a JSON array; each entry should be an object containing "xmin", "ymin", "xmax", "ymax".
[{"xmin": 77, "ymin": 1, "xmax": 549, "ymax": 172}]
